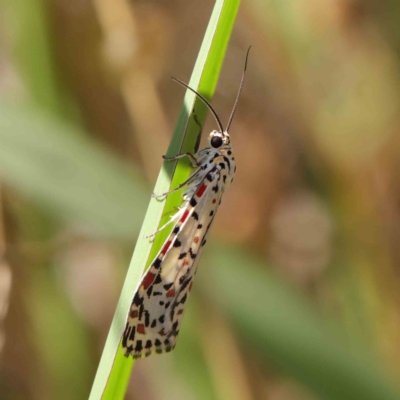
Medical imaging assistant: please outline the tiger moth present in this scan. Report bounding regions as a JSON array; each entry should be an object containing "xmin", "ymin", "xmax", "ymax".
[{"xmin": 122, "ymin": 48, "xmax": 250, "ymax": 359}]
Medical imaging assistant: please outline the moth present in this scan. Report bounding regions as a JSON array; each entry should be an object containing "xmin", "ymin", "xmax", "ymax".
[{"xmin": 122, "ymin": 48, "xmax": 250, "ymax": 359}]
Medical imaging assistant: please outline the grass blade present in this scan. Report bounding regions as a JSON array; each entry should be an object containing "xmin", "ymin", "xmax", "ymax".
[
  {"xmin": 0, "ymin": 107, "xmax": 146, "ymax": 239},
  {"xmin": 207, "ymin": 248, "xmax": 400, "ymax": 400},
  {"xmin": 89, "ymin": 0, "xmax": 241, "ymax": 399}
]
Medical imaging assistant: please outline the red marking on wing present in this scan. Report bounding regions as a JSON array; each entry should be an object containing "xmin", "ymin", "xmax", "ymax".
[
  {"xmin": 196, "ymin": 183, "xmax": 207, "ymax": 197},
  {"xmin": 143, "ymin": 272, "xmax": 155, "ymax": 289},
  {"xmin": 130, "ymin": 310, "xmax": 138, "ymax": 318},
  {"xmin": 137, "ymin": 324, "xmax": 146, "ymax": 334},
  {"xmin": 183, "ymin": 259, "xmax": 189, "ymax": 266},
  {"xmin": 212, "ymin": 199, "xmax": 217, "ymax": 204},
  {"xmin": 194, "ymin": 237, "xmax": 199, "ymax": 244},
  {"xmin": 180, "ymin": 210, "xmax": 189, "ymax": 223},
  {"xmin": 167, "ymin": 288, "xmax": 175, "ymax": 297},
  {"xmin": 161, "ymin": 241, "xmax": 172, "ymax": 255}
]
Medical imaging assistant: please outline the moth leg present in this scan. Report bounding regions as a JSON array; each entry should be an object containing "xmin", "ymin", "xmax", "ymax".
[
  {"xmin": 144, "ymin": 219, "xmax": 174, "ymax": 239},
  {"xmin": 144, "ymin": 208, "xmax": 184, "ymax": 239},
  {"xmin": 163, "ymin": 152, "xmax": 199, "ymax": 168},
  {"xmin": 152, "ymin": 168, "xmax": 201, "ymax": 199},
  {"xmin": 161, "ymin": 206, "xmax": 181, "ymax": 218}
]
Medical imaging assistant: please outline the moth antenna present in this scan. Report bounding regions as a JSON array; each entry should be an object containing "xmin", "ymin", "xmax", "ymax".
[
  {"xmin": 226, "ymin": 46, "xmax": 251, "ymax": 133},
  {"xmin": 172, "ymin": 77, "xmax": 224, "ymax": 133}
]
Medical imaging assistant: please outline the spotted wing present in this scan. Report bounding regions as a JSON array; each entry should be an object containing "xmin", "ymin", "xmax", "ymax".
[{"xmin": 122, "ymin": 168, "xmax": 223, "ymax": 359}]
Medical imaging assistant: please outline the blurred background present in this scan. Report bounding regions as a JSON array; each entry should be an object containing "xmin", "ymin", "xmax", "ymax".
[{"xmin": 1, "ymin": 0, "xmax": 400, "ymax": 399}]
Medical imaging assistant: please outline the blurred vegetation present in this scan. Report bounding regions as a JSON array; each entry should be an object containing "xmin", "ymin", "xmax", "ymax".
[{"xmin": 1, "ymin": 0, "xmax": 400, "ymax": 400}]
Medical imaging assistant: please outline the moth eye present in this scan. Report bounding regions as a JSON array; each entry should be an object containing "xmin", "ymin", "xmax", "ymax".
[{"xmin": 210, "ymin": 136, "xmax": 223, "ymax": 148}]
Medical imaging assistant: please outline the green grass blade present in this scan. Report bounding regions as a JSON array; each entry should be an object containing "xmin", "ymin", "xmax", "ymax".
[
  {"xmin": 207, "ymin": 247, "xmax": 400, "ymax": 400},
  {"xmin": 89, "ymin": 0, "xmax": 241, "ymax": 399},
  {"xmin": 6, "ymin": 0, "xmax": 62, "ymax": 114},
  {"xmin": 0, "ymin": 106, "xmax": 146, "ymax": 238}
]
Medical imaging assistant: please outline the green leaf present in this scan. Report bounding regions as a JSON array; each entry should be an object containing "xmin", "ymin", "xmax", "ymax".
[{"xmin": 89, "ymin": 0, "xmax": 241, "ymax": 399}]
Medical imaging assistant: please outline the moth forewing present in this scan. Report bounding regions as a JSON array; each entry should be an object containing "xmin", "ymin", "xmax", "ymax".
[{"xmin": 122, "ymin": 165, "xmax": 228, "ymax": 359}]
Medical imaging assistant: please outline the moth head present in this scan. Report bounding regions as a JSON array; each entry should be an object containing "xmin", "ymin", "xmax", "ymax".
[{"xmin": 209, "ymin": 130, "xmax": 230, "ymax": 148}]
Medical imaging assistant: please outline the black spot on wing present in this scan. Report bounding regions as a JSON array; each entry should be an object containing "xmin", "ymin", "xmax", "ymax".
[
  {"xmin": 153, "ymin": 258, "xmax": 162, "ymax": 269},
  {"xmin": 180, "ymin": 277, "xmax": 191, "ymax": 291},
  {"xmin": 133, "ymin": 293, "xmax": 143, "ymax": 307},
  {"xmin": 189, "ymin": 248, "xmax": 197, "ymax": 259},
  {"xmin": 144, "ymin": 310, "xmax": 150, "ymax": 327},
  {"xmin": 180, "ymin": 293, "xmax": 188, "ymax": 304},
  {"xmin": 172, "ymin": 321, "xmax": 179, "ymax": 331},
  {"xmin": 126, "ymin": 344, "xmax": 134, "ymax": 354},
  {"xmin": 222, "ymin": 156, "xmax": 231, "ymax": 170},
  {"xmin": 139, "ymin": 304, "xmax": 144, "ymax": 319},
  {"xmin": 129, "ymin": 326, "xmax": 136, "ymax": 341},
  {"xmin": 135, "ymin": 340, "xmax": 143, "ymax": 352},
  {"xmin": 122, "ymin": 324, "xmax": 130, "ymax": 347}
]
